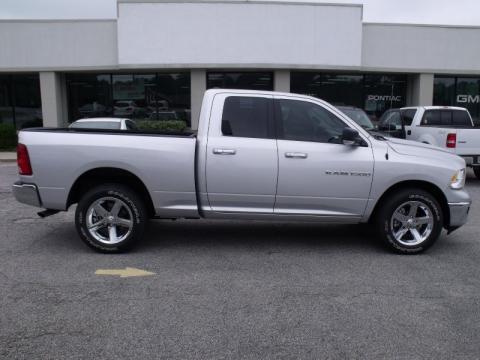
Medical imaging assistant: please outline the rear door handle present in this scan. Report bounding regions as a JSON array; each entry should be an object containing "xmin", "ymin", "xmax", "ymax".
[
  {"xmin": 213, "ymin": 148, "xmax": 236, "ymax": 155},
  {"xmin": 285, "ymin": 152, "xmax": 308, "ymax": 159}
]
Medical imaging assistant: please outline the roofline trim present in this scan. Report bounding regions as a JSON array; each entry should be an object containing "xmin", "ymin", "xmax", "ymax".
[
  {"xmin": 117, "ymin": 0, "xmax": 363, "ymax": 8},
  {"xmin": 364, "ymin": 22, "xmax": 480, "ymax": 30},
  {"xmin": 0, "ymin": 18, "xmax": 116, "ymax": 23}
]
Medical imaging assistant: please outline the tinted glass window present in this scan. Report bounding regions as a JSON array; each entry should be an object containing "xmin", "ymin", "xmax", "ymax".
[
  {"xmin": 290, "ymin": 72, "xmax": 407, "ymax": 124},
  {"xmin": 379, "ymin": 110, "xmax": 402, "ymax": 130},
  {"xmin": 433, "ymin": 75, "xmax": 480, "ymax": 125},
  {"xmin": 401, "ymin": 109, "xmax": 417, "ymax": 126},
  {"xmin": 221, "ymin": 96, "xmax": 271, "ymax": 139},
  {"xmin": 67, "ymin": 72, "xmax": 191, "ymax": 127},
  {"xmin": 452, "ymin": 110, "xmax": 471, "ymax": 126},
  {"xmin": 337, "ymin": 107, "xmax": 375, "ymax": 130},
  {"xmin": 207, "ymin": 72, "xmax": 273, "ymax": 91},
  {"xmin": 277, "ymin": 99, "xmax": 346, "ymax": 143},
  {"xmin": 422, "ymin": 110, "xmax": 452, "ymax": 126},
  {"xmin": 364, "ymin": 75, "xmax": 406, "ymax": 123},
  {"xmin": 0, "ymin": 74, "xmax": 42, "ymax": 130}
]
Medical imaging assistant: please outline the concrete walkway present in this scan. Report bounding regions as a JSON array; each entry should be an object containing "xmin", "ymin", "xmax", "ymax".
[{"xmin": 0, "ymin": 152, "xmax": 16, "ymax": 162}]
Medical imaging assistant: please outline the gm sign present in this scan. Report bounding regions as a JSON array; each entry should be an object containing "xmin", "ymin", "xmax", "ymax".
[{"xmin": 457, "ymin": 94, "xmax": 480, "ymax": 103}]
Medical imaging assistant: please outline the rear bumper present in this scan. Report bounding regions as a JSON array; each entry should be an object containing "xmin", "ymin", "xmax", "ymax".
[
  {"xmin": 460, "ymin": 155, "xmax": 479, "ymax": 166},
  {"xmin": 448, "ymin": 201, "xmax": 471, "ymax": 228},
  {"xmin": 12, "ymin": 182, "xmax": 42, "ymax": 208}
]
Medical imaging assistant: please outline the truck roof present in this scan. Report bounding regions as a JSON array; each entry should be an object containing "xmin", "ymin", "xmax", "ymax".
[
  {"xmin": 74, "ymin": 118, "xmax": 128, "ymax": 122},
  {"xmin": 400, "ymin": 106, "xmax": 469, "ymax": 111},
  {"xmin": 204, "ymin": 88, "xmax": 321, "ymax": 101}
]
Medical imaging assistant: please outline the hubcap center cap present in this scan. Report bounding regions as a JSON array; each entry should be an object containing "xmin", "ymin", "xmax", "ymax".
[{"xmin": 107, "ymin": 215, "xmax": 115, "ymax": 223}]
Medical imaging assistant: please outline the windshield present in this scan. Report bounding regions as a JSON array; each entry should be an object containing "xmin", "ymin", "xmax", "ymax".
[
  {"xmin": 70, "ymin": 121, "xmax": 121, "ymax": 130},
  {"xmin": 339, "ymin": 108, "xmax": 375, "ymax": 130}
]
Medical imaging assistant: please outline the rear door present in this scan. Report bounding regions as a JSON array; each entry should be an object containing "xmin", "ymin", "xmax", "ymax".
[
  {"xmin": 273, "ymin": 96, "xmax": 374, "ymax": 218},
  {"xmin": 205, "ymin": 93, "xmax": 278, "ymax": 213}
]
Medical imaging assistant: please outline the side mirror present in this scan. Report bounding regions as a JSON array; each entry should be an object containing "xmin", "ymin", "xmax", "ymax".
[{"xmin": 342, "ymin": 127, "xmax": 360, "ymax": 145}]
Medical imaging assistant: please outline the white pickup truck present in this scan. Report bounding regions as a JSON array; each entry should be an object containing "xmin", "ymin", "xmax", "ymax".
[
  {"xmin": 12, "ymin": 90, "xmax": 471, "ymax": 254},
  {"xmin": 378, "ymin": 106, "xmax": 480, "ymax": 178}
]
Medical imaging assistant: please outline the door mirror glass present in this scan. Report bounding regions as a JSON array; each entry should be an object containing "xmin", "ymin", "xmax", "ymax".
[{"xmin": 342, "ymin": 127, "xmax": 359, "ymax": 145}]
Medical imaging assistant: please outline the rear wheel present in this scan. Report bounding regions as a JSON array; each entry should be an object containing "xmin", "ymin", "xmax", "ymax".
[
  {"xmin": 75, "ymin": 184, "xmax": 147, "ymax": 253},
  {"xmin": 474, "ymin": 166, "xmax": 480, "ymax": 180},
  {"xmin": 375, "ymin": 188, "xmax": 443, "ymax": 254}
]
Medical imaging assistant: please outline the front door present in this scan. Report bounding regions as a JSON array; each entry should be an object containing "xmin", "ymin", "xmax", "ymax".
[
  {"xmin": 274, "ymin": 96, "xmax": 374, "ymax": 218},
  {"xmin": 205, "ymin": 93, "xmax": 278, "ymax": 213}
]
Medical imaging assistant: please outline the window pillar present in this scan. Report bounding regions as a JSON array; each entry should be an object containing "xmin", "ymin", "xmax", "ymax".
[
  {"xmin": 190, "ymin": 69, "xmax": 206, "ymax": 130},
  {"xmin": 407, "ymin": 73, "xmax": 434, "ymax": 106},
  {"xmin": 40, "ymin": 72, "xmax": 66, "ymax": 127},
  {"xmin": 274, "ymin": 70, "xmax": 290, "ymax": 92}
]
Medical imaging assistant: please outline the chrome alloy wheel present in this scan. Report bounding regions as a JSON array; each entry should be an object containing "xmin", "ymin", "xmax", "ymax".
[
  {"xmin": 86, "ymin": 197, "xmax": 133, "ymax": 245},
  {"xmin": 390, "ymin": 200, "xmax": 434, "ymax": 246}
]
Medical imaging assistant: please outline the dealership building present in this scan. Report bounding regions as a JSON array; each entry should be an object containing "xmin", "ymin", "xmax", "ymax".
[{"xmin": 1, "ymin": 0, "xmax": 480, "ymax": 130}]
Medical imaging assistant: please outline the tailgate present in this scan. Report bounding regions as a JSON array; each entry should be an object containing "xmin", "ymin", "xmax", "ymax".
[{"xmin": 456, "ymin": 129, "xmax": 480, "ymax": 164}]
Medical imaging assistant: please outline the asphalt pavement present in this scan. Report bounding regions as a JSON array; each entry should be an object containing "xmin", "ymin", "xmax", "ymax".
[{"xmin": 1, "ymin": 162, "xmax": 480, "ymax": 359}]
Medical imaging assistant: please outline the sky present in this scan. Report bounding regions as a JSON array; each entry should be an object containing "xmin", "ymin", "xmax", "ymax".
[{"xmin": 0, "ymin": 0, "xmax": 480, "ymax": 26}]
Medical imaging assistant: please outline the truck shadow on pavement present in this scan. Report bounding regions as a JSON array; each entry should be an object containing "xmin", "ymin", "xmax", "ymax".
[{"xmin": 137, "ymin": 220, "xmax": 387, "ymax": 254}]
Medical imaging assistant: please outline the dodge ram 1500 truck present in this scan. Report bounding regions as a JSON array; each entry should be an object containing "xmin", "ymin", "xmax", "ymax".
[
  {"xmin": 13, "ymin": 89, "xmax": 471, "ymax": 254},
  {"xmin": 378, "ymin": 106, "xmax": 480, "ymax": 179}
]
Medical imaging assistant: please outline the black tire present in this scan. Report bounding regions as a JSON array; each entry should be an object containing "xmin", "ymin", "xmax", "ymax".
[
  {"xmin": 474, "ymin": 167, "xmax": 480, "ymax": 180},
  {"xmin": 375, "ymin": 188, "xmax": 443, "ymax": 254},
  {"xmin": 75, "ymin": 184, "xmax": 147, "ymax": 253}
]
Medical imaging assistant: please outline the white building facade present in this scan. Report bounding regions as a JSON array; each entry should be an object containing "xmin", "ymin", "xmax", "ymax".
[{"xmin": 1, "ymin": 0, "xmax": 480, "ymax": 130}]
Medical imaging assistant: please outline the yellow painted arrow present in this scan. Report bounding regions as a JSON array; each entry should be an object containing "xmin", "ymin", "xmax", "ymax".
[{"xmin": 95, "ymin": 267, "xmax": 155, "ymax": 278}]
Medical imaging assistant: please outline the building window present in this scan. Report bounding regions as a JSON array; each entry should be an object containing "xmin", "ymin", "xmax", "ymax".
[
  {"xmin": 433, "ymin": 76, "xmax": 480, "ymax": 125},
  {"xmin": 66, "ymin": 72, "xmax": 191, "ymax": 126},
  {"xmin": 291, "ymin": 72, "xmax": 407, "ymax": 123},
  {"xmin": 0, "ymin": 74, "xmax": 42, "ymax": 130},
  {"xmin": 207, "ymin": 72, "xmax": 273, "ymax": 91}
]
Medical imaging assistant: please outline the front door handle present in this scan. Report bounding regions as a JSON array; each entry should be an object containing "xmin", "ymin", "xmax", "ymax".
[
  {"xmin": 285, "ymin": 152, "xmax": 308, "ymax": 159},
  {"xmin": 213, "ymin": 148, "xmax": 236, "ymax": 155}
]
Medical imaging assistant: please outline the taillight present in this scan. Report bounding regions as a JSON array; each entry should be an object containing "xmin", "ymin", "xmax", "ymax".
[
  {"xmin": 446, "ymin": 133, "xmax": 456, "ymax": 148},
  {"xmin": 17, "ymin": 143, "xmax": 32, "ymax": 175}
]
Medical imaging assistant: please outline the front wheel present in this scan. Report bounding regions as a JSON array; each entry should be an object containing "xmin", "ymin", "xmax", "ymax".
[
  {"xmin": 75, "ymin": 184, "xmax": 147, "ymax": 253},
  {"xmin": 474, "ymin": 166, "xmax": 480, "ymax": 180},
  {"xmin": 375, "ymin": 188, "xmax": 443, "ymax": 254}
]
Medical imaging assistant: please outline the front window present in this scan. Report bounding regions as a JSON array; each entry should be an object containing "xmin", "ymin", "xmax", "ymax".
[
  {"xmin": 277, "ymin": 99, "xmax": 346, "ymax": 143},
  {"xmin": 337, "ymin": 107, "xmax": 375, "ymax": 130}
]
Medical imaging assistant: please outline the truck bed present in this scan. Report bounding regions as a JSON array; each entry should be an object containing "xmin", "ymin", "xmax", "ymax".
[{"xmin": 18, "ymin": 127, "xmax": 199, "ymax": 218}]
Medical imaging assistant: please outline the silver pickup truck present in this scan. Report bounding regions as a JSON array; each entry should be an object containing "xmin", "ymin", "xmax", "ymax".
[{"xmin": 13, "ymin": 89, "xmax": 471, "ymax": 254}]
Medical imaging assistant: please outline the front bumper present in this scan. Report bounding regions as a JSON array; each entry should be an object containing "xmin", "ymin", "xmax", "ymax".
[
  {"xmin": 12, "ymin": 182, "xmax": 42, "ymax": 207},
  {"xmin": 448, "ymin": 201, "xmax": 471, "ymax": 228}
]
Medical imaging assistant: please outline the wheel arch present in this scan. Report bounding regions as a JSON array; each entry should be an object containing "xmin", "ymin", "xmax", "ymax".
[
  {"xmin": 369, "ymin": 180, "xmax": 450, "ymax": 228},
  {"xmin": 67, "ymin": 167, "xmax": 155, "ymax": 217}
]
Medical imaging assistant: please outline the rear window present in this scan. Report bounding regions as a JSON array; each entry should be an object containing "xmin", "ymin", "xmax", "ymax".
[
  {"xmin": 452, "ymin": 110, "xmax": 471, "ymax": 126},
  {"xmin": 422, "ymin": 110, "xmax": 450, "ymax": 126},
  {"xmin": 221, "ymin": 96, "xmax": 271, "ymax": 139},
  {"xmin": 400, "ymin": 109, "xmax": 417, "ymax": 126},
  {"xmin": 422, "ymin": 109, "xmax": 472, "ymax": 127}
]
